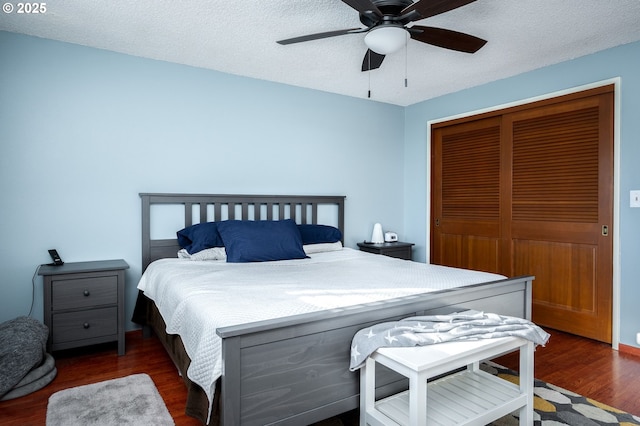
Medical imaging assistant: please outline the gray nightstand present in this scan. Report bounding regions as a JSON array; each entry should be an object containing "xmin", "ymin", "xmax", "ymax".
[
  {"xmin": 39, "ymin": 259, "xmax": 129, "ymax": 355},
  {"xmin": 357, "ymin": 242, "xmax": 414, "ymax": 260}
]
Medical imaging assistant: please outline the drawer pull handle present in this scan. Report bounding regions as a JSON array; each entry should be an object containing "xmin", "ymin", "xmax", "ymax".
[
  {"xmin": 83, "ymin": 323, "xmax": 90, "ymax": 329},
  {"xmin": 83, "ymin": 290, "xmax": 90, "ymax": 297}
]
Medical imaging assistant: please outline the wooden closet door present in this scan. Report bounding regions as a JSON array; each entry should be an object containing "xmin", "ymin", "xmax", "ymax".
[
  {"xmin": 431, "ymin": 87, "xmax": 614, "ymax": 343},
  {"xmin": 431, "ymin": 117, "xmax": 504, "ymax": 274},
  {"xmin": 507, "ymin": 93, "xmax": 614, "ymax": 343}
]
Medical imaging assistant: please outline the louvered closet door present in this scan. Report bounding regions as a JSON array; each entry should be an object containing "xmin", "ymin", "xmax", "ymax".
[
  {"xmin": 431, "ymin": 86, "xmax": 614, "ymax": 343},
  {"xmin": 507, "ymin": 93, "xmax": 614, "ymax": 343},
  {"xmin": 431, "ymin": 117, "xmax": 504, "ymax": 274}
]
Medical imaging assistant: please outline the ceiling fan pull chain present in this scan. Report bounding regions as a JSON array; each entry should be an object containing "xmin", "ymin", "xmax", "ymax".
[
  {"xmin": 405, "ymin": 35, "xmax": 408, "ymax": 88},
  {"xmin": 368, "ymin": 52, "xmax": 372, "ymax": 98}
]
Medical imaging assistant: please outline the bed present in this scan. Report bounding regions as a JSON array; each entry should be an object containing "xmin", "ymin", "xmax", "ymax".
[{"xmin": 132, "ymin": 193, "xmax": 533, "ymax": 426}]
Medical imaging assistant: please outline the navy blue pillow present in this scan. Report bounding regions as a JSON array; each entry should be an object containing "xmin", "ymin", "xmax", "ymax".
[
  {"xmin": 176, "ymin": 222, "xmax": 224, "ymax": 254},
  {"xmin": 297, "ymin": 224, "xmax": 342, "ymax": 245},
  {"xmin": 216, "ymin": 219, "xmax": 307, "ymax": 263}
]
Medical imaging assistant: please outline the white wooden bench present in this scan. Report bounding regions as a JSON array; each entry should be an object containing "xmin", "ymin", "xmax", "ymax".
[{"xmin": 360, "ymin": 336, "xmax": 534, "ymax": 426}]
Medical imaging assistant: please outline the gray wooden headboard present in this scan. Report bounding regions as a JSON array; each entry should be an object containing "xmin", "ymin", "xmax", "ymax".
[{"xmin": 140, "ymin": 193, "xmax": 346, "ymax": 271}]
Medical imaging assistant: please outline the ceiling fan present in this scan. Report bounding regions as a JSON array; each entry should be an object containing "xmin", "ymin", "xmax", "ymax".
[{"xmin": 277, "ymin": 0, "xmax": 487, "ymax": 72}]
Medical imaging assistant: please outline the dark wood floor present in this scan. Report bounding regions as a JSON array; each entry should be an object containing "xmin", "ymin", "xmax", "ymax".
[{"xmin": 1, "ymin": 329, "xmax": 639, "ymax": 425}]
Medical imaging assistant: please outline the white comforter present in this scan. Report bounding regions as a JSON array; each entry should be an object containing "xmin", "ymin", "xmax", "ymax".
[{"xmin": 137, "ymin": 248, "xmax": 505, "ymax": 416}]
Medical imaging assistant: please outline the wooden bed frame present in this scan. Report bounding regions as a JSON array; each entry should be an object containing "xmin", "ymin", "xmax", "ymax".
[{"xmin": 133, "ymin": 193, "xmax": 533, "ymax": 426}]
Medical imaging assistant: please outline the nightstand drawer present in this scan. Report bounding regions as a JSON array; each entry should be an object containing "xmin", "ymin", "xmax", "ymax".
[
  {"xmin": 52, "ymin": 307, "xmax": 118, "ymax": 344},
  {"xmin": 52, "ymin": 275, "xmax": 117, "ymax": 310},
  {"xmin": 377, "ymin": 246, "xmax": 412, "ymax": 260},
  {"xmin": 357, "ymin": 242, "xmax": 414, "ymax": 260}
]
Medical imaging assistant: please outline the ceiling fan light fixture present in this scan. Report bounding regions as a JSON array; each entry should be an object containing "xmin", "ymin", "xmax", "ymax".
[{"xmin": 364, "ymin": 25, "xmax": 408, "ymax": 55}]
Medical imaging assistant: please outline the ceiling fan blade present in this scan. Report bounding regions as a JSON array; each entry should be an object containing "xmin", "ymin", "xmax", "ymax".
[
  {"xmin": 402, "ymin": 0, "xmax": 476, "ymax": 20},
  {"xmin": 277, "ymin": 28, "xmax": 364, "ymax": 45},
  {"xmin": 361, "ymin": 49, "xmax": 385, "ymax": 72},
  {"xmin": 409, "ymin": 26, "xmax": 487, "ymax": 53},
  {"xmin": 342, "ymin": 0, "xmax": 383, "ymax": 18}
]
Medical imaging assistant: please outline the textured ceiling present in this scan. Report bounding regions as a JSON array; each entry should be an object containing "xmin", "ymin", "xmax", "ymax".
[{"xmin": 1, "ymin": 0, "xmax": 640, "ymax": 106}]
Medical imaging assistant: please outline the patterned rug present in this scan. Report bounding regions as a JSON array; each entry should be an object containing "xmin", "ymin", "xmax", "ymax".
[
  {"xmin": 483, "ymin": 362, "xmax": 640, "ymax": 425},
  {"xmin": 314, "ymin": 362, "xmax": 640, "ymax": 426}
]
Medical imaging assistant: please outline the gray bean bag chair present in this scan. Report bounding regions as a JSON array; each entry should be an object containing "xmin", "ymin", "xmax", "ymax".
[{"xmin": 0, "ymin": 316, "xmax": 56, "ymax": 400}]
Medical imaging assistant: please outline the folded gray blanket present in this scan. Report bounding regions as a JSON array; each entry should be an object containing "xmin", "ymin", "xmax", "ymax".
[
  {"xmin": 349, "ymin": 310, "xmax": 550, "ymax": 371},
  {"xmin": 0, "ymin": 316, "xmax": 49, "ymax": 398}
]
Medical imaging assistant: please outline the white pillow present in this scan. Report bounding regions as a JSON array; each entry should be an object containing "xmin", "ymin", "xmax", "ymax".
[
  {"xmin": 178, "ymin": 247, "xmax": 227, "ymax": 261},
  {"xmin": 303, "ymin": 241, "xmax": 343, "ymax": 255}
]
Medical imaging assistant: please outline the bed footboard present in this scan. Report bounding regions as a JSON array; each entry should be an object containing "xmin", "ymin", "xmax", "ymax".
[{"xmin": 216, "ymin": 276, "xmax": 533, "ymax": 426}]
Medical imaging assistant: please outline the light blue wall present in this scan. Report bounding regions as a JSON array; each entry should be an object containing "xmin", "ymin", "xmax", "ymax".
[
  {"xmin": 2, "ymin": 30, "xmax": 639, "ymax": 349},
  {"xmin": 403, "ymin": 41, "xmax": 640, "ymax": 348},
  {"xmin": 0, "ymin": 31, "xmax": 405, "ymax": 330}
]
